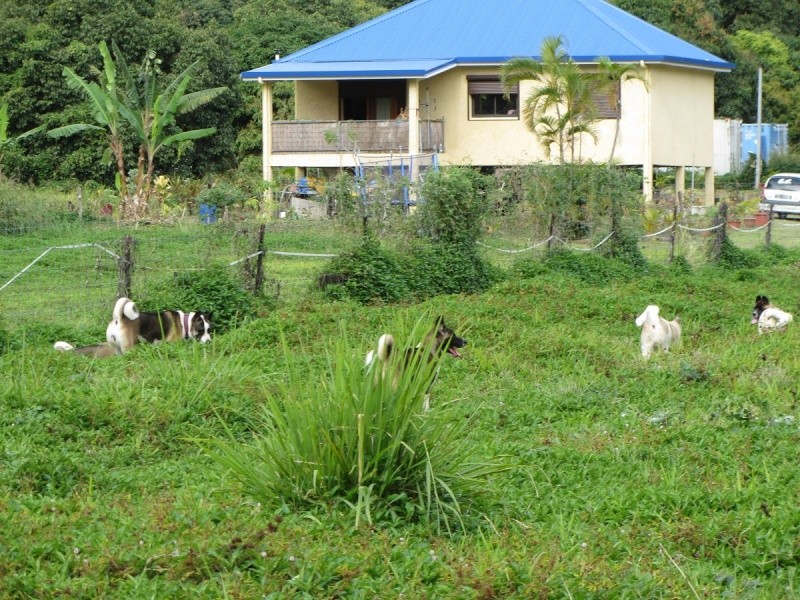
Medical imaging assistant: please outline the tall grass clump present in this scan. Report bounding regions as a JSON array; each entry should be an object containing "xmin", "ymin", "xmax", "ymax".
[{"xmin": 205, "ymin": 315, "xmax": 510, "ymax": 532}]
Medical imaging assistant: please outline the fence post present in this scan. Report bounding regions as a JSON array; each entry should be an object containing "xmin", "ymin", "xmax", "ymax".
[
  {"xmin": 765, "ymin": 205, "xmax": 774, "ymax": 247},
  {"xmin": 117, "ymin": 235, "xmax": 134, "ymax": 299},
  {"xmin": 254, "ymin": 223, "xmax": 266, "ymax": 295},
  {"xmin": 76, "ymin": 185, "xmax": 84, "ymax": 222},
  {"xmin": 669, "ymin": 202, "xmax": 678, "ymax": 263},
  {"xmin": 712, "ymin": 202, "xmax": 727, "ymax": 262}
]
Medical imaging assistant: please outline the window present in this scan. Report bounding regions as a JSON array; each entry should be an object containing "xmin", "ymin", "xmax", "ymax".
[
  {"xmin": 468, "ymin": 76, "xmax": 518, "ymax": 118},
  {"xmin": 593, "ymin": 83, "xmax": 620, "ymax": 119}
]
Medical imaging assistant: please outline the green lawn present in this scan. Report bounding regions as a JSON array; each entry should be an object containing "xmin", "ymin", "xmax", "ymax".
[{"xmin": 2, "ymin": 233, "xmax": 800, "ymax": 597}]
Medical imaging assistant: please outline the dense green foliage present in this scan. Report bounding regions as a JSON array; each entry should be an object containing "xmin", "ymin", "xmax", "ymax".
[
  {"xmin": 320, "ymin": 167, "xmax": 498, "ymax": 304},
  {"xmin": 0, "ymin": 0, "xmax": 798, "ymax": 185},
  {"xmin": 141, "ymin": 263, "xmax": 258, "ymax": 333}
]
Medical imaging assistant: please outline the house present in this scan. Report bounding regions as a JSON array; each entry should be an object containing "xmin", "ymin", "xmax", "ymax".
[{"xmin": 242, "ymin": 0, "xmax": 733, "ymax": 204}]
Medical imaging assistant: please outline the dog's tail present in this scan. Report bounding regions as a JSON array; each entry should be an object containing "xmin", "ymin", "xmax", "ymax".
[
  {"xmin": 112, "ymin": 297, "xmax": 139, "ymax": 322},
  {"xmin": 54, "ymin": 341, "xmax": 75, "ymax": 352},
  {"xmin": 376, "ymin": 333, "xmax": 394, "ymax": 362}
]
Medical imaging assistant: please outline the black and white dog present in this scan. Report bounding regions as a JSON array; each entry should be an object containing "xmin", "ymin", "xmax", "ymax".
[
  {"xmin": 365, "ymin": 316, "xmax": 467, "ymax": 411},
  {"xmin": 56, "ymin": 297, "xmax": 212, "ymax": 356},
  {"xmin": 752, "ymin": 295, "xmax": 793, "ymax": 334}
]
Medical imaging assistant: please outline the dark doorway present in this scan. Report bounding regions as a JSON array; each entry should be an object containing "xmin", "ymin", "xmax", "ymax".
[{"xmin": 340, "ymin": 80, "xmax": 406, "ymax": 120}]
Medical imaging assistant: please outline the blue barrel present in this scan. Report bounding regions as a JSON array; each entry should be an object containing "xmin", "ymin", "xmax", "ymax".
[{"xmin": 199, "ymin": 203, "xmax": 217, "ymax": 224}]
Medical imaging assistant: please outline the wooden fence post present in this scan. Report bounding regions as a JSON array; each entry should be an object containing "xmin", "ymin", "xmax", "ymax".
[
  {"xmin": 254, "ymin": 223, "xmax": 266, "ymax": 295},
  {"xmin": 712, "ymin": 202, "xmax": 727, "ymax": 262},
  {"xmin": 669, "ymin": 202, "xmax": 678, "ymax": 263},
  {"xmin": 76, "ymin": 185, "xmax": 84, "ymax": 222},
  {"xmin": 117, "ymin": 235, "xmax": 134, "ymax": 299},
  {"xmin": 765, "ymin": 205, "xmax": 774, "ymax": 247}
]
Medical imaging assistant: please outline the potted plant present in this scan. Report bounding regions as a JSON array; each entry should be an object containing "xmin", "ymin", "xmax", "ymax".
[{"xmin": 753, "ymin": 210, "xmax": 770, "ymax": 227}]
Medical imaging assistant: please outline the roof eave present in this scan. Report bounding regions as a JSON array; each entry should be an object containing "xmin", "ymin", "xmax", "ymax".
[{"xmin": 241, "ymin": 55, "xmax": 733, "ymax": 82}]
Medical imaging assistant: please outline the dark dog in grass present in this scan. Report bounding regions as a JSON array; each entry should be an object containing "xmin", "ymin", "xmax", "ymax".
[
  {"xmin": 365, "ymin": 316, "xmax": 467, "ymax": 411},
  {"xmin": 56, "ymin": 297, "xmax": 212, "ymax": 357}
]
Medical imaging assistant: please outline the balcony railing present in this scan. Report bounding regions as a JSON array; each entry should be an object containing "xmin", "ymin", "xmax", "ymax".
[{"xmin": 272, "ymin": 119, "xmax": 444, "ymax": 153}]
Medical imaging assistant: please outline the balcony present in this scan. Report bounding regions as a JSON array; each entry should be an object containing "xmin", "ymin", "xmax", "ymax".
[{"xmin": 271, "ymin": 119, "xmax": 444, "ymax": 153}]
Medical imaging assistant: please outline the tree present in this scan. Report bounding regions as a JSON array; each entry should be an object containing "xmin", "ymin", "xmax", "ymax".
[
  {"xmin": 500, "ymin": 36, "xmax": 599, "ymax": 164},
  {"xmin": 594, "ymin": 57, "xmax": 647, "ymax": 164},
  {"xmin": 0, "ymin": 103, "xmax": 45, "ymax": 182},
  {"xmin": 48, "ymin": 41, "xmax": 227, "ymax": 219}
]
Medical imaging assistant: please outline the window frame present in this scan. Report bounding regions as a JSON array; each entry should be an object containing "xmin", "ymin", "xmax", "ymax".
[{"xmin": 467, "ymin": 75, "xmax": 519, "ymax": 120}]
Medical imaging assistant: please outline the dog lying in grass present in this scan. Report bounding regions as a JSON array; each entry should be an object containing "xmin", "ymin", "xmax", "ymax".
[
  {"xmin": 365, "ymin": 316, "xmax": 466, "ymax": 411},
  {"xmin": 751, "ymin": 295, "xmax": 793, "ymax": 334},
  {"xmin": 635, "ymin": 305, "xmax": 681, "ymax": 359},
  {"xmin": 55, "ymin": 297, "xmax": 212, "ymax": 356}
]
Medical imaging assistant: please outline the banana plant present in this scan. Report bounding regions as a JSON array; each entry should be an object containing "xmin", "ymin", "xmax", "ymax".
[{"xmin": 49, "ymin": 41, "xmax": 227, "ymax": 219}]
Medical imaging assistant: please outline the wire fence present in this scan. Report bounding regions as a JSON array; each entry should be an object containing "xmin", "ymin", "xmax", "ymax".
[{"xmin": 2, "ymin": 204, "xmax": 799, "ymax": 335}]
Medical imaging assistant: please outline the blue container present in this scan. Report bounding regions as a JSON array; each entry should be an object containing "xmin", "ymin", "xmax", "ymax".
[
  {"xmin": 740, "ymin": 123, "xmax": 790, "ymax": 165},
  {"xmin": 199, "ymin": 203, "xmax": 217, "ymax": 224}
]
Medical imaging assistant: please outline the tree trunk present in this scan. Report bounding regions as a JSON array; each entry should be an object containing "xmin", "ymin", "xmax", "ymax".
[{"xmin": 111, "ymin": 137, "xmax": 130, "ymax": 219}]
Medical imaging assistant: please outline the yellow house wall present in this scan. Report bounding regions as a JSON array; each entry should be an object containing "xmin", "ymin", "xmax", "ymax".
[
  {"xmin": 424, "ymin": 66, "xmax": 652, "ymax": 167},
  {"xmin": 286, "ymin": 65, "xmax": 716, "ymax": 171},
  {"xmin": 647, "ymin": 66, "xmax": 715, "ymax": 167},
  {"xmin": 295, "ymin": 80, "xmax": 339, "ymax": 119}
]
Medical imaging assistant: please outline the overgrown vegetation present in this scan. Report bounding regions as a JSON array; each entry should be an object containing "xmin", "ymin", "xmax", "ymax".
[
  {"xmin": 207, "ymin": 315, "xmax": 510, "ymax": 532},
  {"xmin": 3, "ymin": 245, "xmax": 800, "ymax": 596},
  {"xmin": 141, "ymin": 263, "xmax": 259, "ymax": 333}
]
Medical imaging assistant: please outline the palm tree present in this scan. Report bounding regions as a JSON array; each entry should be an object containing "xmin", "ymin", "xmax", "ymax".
[
  {"xmin": 0, "ymin": 103, "xmax": 45, "ymax": 182},
  {"xmin": 594, "ymin": 57, "xmax": 648, "ymax": 164},
  {"xmin": 500, "ymin": 36, "xmax": 598, "ymax": 164}
]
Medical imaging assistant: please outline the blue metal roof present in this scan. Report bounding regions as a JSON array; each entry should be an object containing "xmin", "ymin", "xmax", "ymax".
[{"xmin": 242, "ymin": 0, "xmax": 733, "ymax": 80}]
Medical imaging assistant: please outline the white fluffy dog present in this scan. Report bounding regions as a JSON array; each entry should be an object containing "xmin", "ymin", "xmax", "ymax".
[{"xmin": 635, "ymin": 305, "xmax": 681, "ymax": 358}]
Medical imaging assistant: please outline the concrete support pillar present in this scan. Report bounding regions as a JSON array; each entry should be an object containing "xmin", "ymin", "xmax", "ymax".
[
  {"xmin": 408, "ymin": 79, "xmax": 420, "ymax": 156},
  {"xmin": 260, "ymin": 79, "xmax": 273, "ymax": 182},
  {"xmin": 704, "ymin": 166, "xmax": 715, "ymax": 206},
  {"xmin": 642, "ymin": 163, "xmax": 653, "ymax": 202},
  {"xmin": 675, "ymin": 166, "xmax": 686, "ymax": 206}
]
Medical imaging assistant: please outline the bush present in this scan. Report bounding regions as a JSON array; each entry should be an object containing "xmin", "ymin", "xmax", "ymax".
[
  {"xmin": 319, "ymin": 235, "xmax": 409, "ymax": 304},
  {"xmin": 141, "ymin": 264, "xmax": 257, "ymax": 333},
  {"xmin": 196, "ymin": 182, "xmax": 246, "ymax": 209},
  {"xmin": 403, "ymin": 241, "xmax": 499, "ymax": 298},
  {"xmin": 318, "ymin": 235, "xmax": 498, "ymax": 304},
  {"xmin": 415, "ymin": 166, "xmax": 493, "ymax": 246}
]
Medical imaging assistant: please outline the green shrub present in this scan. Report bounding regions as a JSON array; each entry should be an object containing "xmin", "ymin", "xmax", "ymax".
[
  {"xmin": 196, "ymin": 182, "xmax": 247, "ymax": 209},
  {"xmin": 404, "ymin": 241, "xmax": 499, "ymax": 298},
  {"xmin": 320, "ymin": 235, "xmax": 409, "ymax": 304},
  {"xmin": 203, "ymin": 316, "xmax": 511, "ymax": 531},
  {"xmin": 415, "ymin": 166, "xmax": 493, "ymax": 246},
  {"xmin": 319, "ymin": 235, "xmax": 498, "ymax": 304},
  {"xmin": 141, "ymin": 264, "xmax": 257, "ymax": 333},
  {"xmin": 716, "ymin": 236, "xmax": 760, "ymax": 269}
]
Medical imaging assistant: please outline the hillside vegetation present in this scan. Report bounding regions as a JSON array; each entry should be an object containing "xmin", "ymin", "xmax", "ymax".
[{"xmin": 0, "ymin": 0, "xmax": 798, "ymax": 185}]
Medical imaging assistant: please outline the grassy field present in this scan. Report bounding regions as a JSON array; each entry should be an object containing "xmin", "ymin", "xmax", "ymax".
[{"xmin": 2, "ymin": 215, "xmax": 800, "ymax": 597}]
